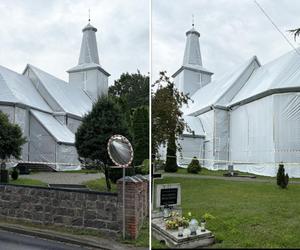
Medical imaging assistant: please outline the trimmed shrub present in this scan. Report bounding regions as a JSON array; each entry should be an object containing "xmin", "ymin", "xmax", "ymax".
[
  {"xmin": 11, "ymin": 168, "xmax": 19, "ymax": 180},
  {"xmin": 187, "ymin": 157, "xmax": 202, "ymax": 174},
  {"xmin": 276, "ymin": 163, "xmax": 289, "ymax": 189}
]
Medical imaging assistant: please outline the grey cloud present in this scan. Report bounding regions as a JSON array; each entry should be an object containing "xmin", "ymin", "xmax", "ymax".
[
  {"xmin": 0, "ymin": 0, "xmax": 149, "ymax": 84},
  {"xmin": 152, "ymin": 0, "xmax": 300, "ymax": 81}
]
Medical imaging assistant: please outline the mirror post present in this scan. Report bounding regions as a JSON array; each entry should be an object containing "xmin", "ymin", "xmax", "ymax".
[{"xmin": 123, "ymin": 167, "xmax": 125, "ymax": 239}]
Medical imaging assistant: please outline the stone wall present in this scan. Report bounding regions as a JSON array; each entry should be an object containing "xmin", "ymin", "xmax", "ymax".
[
  {"xmin": 0, "ymin": 184, "xmax": 119, "ymax": 235},
  {"xmin": 0, "ymin": 175, "xmax": 149, "ymax": 239}
]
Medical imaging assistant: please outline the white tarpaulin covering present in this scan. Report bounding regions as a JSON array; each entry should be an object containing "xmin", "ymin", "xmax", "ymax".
[
  {"xmin": 230, "ymin": 49, "xmax": 300, "ymax": 106},
  {"xmin": 30, "ymin": 109, "xmax": 75, "ymax": 144},
  {"xmin": 0, "ymin": 65, "xmax": 52, "ymax": 112},
  {"xmin": 183, "ymin": 115, "xmax": 205, "ymax": 136},
  {"xmin": 184, "ymin": 56, "xmax": 259, "ymax": 116},
  {"xmin": 29, "ymin": 65, "xmax": 93, "ymax": 117},
  {"xmin": 178, "ymin": 48, "xmax": 300, "ymax": 177}
]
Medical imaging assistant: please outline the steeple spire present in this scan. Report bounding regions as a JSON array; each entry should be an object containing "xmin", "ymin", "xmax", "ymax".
[
  {"xmin": 183, "ymin": 23, "xmax": 202, "ymax": 66},
  {"xmin": 88, "ymin": 8, "xmax": 91, "ymax": 23},
  {"xmin": 78, "ymin": 22, "xmax": 99, "ymax": 65}
]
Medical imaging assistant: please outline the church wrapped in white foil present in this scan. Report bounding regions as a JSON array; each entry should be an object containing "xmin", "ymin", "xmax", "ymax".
[
  {"xmin": 0, "ymin": 22, "xmax": 109, "ymax": 170},
  {"xmin": 170, "ymin": 25, "xmax": 300, "ymax": 177}
]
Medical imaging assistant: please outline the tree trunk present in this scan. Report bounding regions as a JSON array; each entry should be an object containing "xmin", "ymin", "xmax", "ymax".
[{"xmin": 104, "ymin": 165, "xmax": 111, "ymax": 191}]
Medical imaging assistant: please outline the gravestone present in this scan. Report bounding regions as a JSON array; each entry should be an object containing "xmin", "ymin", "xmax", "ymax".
[{"xmin": 156, "ymin": 183, "xmax": 181, "ymax": 208}]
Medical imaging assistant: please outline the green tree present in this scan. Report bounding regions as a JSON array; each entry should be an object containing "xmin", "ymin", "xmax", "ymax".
[
  {"xmin": 75, "ymin": 96, "xmax": 129, "ymax": 191},
  {"xmin": 0, "ymin": 111, "xmax": 26, "ymax": 183},
  {"xmin": 152, "ymin": 71, "xmax": 190, "ymax": 172},
  {"xmin": 109, "ymin": 71, "xmax": 149, "ymax": 111},
  {"xmin": 132, "ymin": 106, "xmax": 149, "ymax": 166}
]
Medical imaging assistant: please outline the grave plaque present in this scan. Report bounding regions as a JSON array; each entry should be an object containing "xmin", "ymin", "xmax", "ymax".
[
  {"xmin": 160, "ymin": 188, "xmax": 178, "ymax": 206},
  {"xmin": 156, "ymin": 183, "xmax": 181, "ymax": 208}
]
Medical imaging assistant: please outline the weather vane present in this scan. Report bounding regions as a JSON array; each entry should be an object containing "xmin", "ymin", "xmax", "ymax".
[{"xmin": 88, "ymin": 8, "xmax": 91, "ymax": 23}]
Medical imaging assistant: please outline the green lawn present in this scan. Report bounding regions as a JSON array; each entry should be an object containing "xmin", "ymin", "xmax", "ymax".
[
  {"xmin": 10, "ymin": 178, "xmax": 47, "ymax": 187},
  {"xmin": 82, "ymin": 178, "xmax": 117, "ymax": 192},
  {"xmin": 153, "ymin": 177, "xmax": 300, "ymax": 248},
  {"xmin": 165, "ymin": 167, "xmax": 300, "ymax": 181}
]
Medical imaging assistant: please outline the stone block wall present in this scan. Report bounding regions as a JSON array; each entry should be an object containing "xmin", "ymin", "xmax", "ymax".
[
  {"xmin": 0, "ymin": 174, "xmax": 149, "ymax": 239},
  {"xmin": 0, "ymin": 184, "xmax": 119, "ymax": 235}
]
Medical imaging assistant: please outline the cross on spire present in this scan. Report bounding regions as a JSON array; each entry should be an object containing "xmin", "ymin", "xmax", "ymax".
[{"xmin": 192, "ymin": 14, "xmax": 194, "ymax": 27}]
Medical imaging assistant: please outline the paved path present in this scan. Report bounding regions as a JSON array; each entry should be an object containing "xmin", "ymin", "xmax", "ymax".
[
  {"xmin": 0, "ymin": 229, "xmax": 90, "ymax": 250},
  {"xmin": 21, "ymin": 172, "xmax": 103, "ymax": 184},
  {"xmin": 162, "ymin": 173, "xmax": 300, "ymax": 184}
]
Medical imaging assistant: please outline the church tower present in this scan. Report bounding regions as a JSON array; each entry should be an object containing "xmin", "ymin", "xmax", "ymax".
[
  {"xmin": 67, "ymin": 21, "xmax": 110, "ymax": 101},
  {"xmin": 172, "ymin": 24, "xmax": 213, "ymax": 96}
]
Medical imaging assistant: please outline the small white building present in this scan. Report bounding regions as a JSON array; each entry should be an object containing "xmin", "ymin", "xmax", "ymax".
[
  {"xmin": 171, "ymin": 25, "xmax": 300, "ymax": 177},
  {"xmin": 0, "ymin": 22, "xmax": 109, "ymax": 170}
]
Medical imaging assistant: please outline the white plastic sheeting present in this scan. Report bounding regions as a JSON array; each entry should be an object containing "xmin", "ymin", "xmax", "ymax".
[
  {"xmin": 30, "ymin": 110, "xmax": 75, "ymax": 144},
  {"xmin": 183, "ymin": 115, "xmax": 205, "ymax": 136},
  {"xmin": 0, "ymin": 65, "xmax": 52, "ymax": 112},
  {"xmin": 229, "ymin": 93, "xmax": 300, "ymax": 177},
  {"xmin": 184, "ymin": 56, "xmax": 259, "ymax": 116},
  {"xmin": 230, "ymin": 49, "xmax": 300, "ymax": 106},
  {"xmin": 28, "ymin": 65, "xmax": 93, "ymax": 117}
]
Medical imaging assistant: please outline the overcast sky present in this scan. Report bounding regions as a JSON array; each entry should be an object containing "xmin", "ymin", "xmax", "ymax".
[
  {"xmin": 0, "ymin": 0, "xmax": 149, "ymax": 85},
  {"xmin": 152, "ymin": 0, "xmax": 300, "ymax": 81}
]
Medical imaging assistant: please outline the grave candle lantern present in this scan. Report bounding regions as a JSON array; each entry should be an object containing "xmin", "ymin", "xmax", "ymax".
[
  {"xmin": 189, "ymin": 219, "xmax": 198, "ymax": 236},
  {"xmin": 200, "ymin": 219, "xmax": 206, "ymax": 232}
]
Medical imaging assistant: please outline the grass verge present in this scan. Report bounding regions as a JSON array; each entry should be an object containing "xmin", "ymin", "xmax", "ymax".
[
  {"xmin": 153, "ymin": 176, "xmax": 300, "ymax": 248},
  {"xmin": 10, "ymin": 178, "xmax": 47, "ymax": 187},
  {"xmin": 82, "ymin": 178, "xmax": 117, "ymax": 192}
]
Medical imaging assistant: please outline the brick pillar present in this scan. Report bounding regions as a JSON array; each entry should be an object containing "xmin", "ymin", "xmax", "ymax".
[{"xmin": 117, "ymin": 175, "xmax": 149, "ymax": 240}]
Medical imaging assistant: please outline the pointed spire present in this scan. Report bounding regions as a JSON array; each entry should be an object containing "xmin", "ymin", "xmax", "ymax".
[
  {"xmin": 88, "ymin": 8, "xmax": 91, "ymax": 23},
  {"xmin": 183, "ymin": 21, "xmax": 202, "ymax": 66},
  {"xmin": 78, "ymin": 21, "xmax": 100, "ymax": 65}
]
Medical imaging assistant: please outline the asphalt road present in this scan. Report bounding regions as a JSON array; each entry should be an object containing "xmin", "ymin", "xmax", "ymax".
[{"xmin": 0, "ymin": 229, "xmax": 91, "ymax": 250}]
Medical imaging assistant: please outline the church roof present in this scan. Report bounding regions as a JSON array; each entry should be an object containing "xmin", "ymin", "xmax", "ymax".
[
  {"xmin": 28, "ymin": 64, "xmax": 93, "ymax": 118},
  {"xmin": 0, "ymin": 65, "xmax": 52, "ymax": 112},
  {"xmin": 184, "ymin": 56, "xmax": 260, "ymax": 116},
  {"xmin": 229, "ymin": 49, "xmax": 300, "ymax": 106},
  {"xmin": 183, "ymin": 115, "xmax": 205, "ymax": 136}
]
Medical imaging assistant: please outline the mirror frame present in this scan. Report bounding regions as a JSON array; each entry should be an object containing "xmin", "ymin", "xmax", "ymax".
[{"xmin": 107, "ymin": 134, "xmax": 134, "ymax": 168}]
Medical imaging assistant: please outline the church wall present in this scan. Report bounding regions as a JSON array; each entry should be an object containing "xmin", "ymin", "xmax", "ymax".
[
  {"xmin": 56, "ymin": 144, "xmax": 79, "ymax": 165},
  {"xmin": 230, "ymin": 95, "xmax": 275, "ymax": 165},
  {"xmin": 29, "ymin": 114, "xmax": 56, "ymax": 163},
  {"xmin": 15, "ymin": 107, "xmax": 29, "ymax": 160},
  {"xmin": 0, "ymin": 105, "xmax": 29, "ymax": 161},
  {"xmin": 183, "ymin": 69, "xmax": 201, "ymax": 96},
  {"xmin": 197, "ymin": 110, "xmax": 214, "ymax": 168},
  {"xmin": 69, "ymin": 69, "xmax": 108, "ymax": 101},
  {"xmin": 67, "ymin": 117, "xmax": 82, "ymax": 134},
  {"xmin": 0, "ymin": 105, "xmax": 14, "ymax": 122},
  {"xmin": 273, "ymin": 93, "xmax": 300, "ymax": 165},
  {"xmin": 177, "ymin": 136, "xmax": 204, "ymax": 166},
  {"xmin": 214, "ymin": 108, "xmax": 230, "ymax": 169}
]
